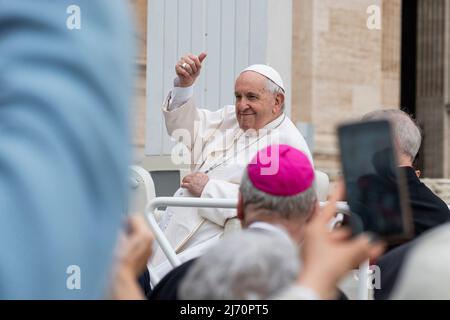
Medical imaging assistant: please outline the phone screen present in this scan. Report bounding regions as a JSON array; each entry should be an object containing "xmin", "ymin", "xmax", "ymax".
[{"xmin": 338, "ymin": 120, "xmax": 414, "ymax": 243}]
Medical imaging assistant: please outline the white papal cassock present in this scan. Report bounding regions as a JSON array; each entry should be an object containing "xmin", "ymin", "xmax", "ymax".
[{"xmin": 150, "ymin": 85, "xmax": 313, "ymax": 278}]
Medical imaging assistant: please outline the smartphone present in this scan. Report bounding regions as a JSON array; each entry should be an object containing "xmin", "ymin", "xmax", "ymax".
[{"xmin": 337, "ymin": 120, "xmax": 414, "ymax": 244}]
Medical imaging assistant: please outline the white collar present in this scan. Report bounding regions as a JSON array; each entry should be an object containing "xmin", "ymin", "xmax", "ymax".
[
  {"xmin": 248, "ymin": 221, "xmax": 292, "ymax": 243},
  {"xmin": 243, "ymin": 113, "xmax": 286, "ymax": 137},
  {"xmin": 264, "ymin": 113, "xmax": 286, "ymax": 130}
]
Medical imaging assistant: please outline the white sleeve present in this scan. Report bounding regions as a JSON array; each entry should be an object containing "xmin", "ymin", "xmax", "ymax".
[
  {"xmin": 168, "ymin": 84, "xmax": 194, "ymax": 111},
  {"xmin": 197, "ymin": 179, "xmax": 240, "ymax": 226}
]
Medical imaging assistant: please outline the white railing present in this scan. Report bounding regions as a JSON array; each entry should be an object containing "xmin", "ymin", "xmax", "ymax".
[{"xmin": 146, "ymin": 198, "xmax": 237, "ymax": 271}]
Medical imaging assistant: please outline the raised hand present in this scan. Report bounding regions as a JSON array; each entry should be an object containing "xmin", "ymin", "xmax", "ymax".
[
  {"xmin": 175, "ymin": 52, "xmax": 207, "ymax": 88},
  {"xmin": 298, "ymin": 183, "xmax": 385, "ymax": 299}
]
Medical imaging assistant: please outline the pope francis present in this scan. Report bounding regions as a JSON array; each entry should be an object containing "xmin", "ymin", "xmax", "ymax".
[{"xmin": 150, "ymin": 52, "xmax": 313, "ymax": 278}]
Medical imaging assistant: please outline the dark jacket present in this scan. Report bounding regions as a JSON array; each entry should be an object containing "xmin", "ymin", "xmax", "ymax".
[
  {"xmin": 148, "ymin": 259, "xmax": 197, "ymax": 300},
  {"xmin": 402, "ymin": 166, "xmax": 450, "ymax": 237},
  {"xmin": 374, "ymin": 167, "xmax": 450, "ymax": 299}
]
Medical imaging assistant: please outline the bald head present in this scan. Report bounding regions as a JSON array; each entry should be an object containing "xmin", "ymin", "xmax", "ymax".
[{"xmin": 362, "ymin": 110, "xmax": 422, "ymax": 166}]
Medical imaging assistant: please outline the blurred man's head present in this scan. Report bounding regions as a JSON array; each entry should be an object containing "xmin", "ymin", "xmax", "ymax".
[
  {"xmin": 391, "ymin": 224, "xmax": 450, "ymax": 299},
  {"xmin": 178, "ymin": 231, "xmax": 299, "ymax": 300},
  {"xmin": 362, "ymin": 110, "xmax": 422, "ymax": 167},
  {"xmin": 238, "ymin": 145, "xmax": 318, "ymax": 243},
  {"xmin": 234, "ymin": 65, "xmax": 285, "ymax": 131}
]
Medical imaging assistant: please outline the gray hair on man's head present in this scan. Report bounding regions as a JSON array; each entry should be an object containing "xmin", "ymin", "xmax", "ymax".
[
  {"xmin": 265, "ymin": 78, "xmax": 285, "ymax": 111},
  {"xmin": 239, "ymin": 170, "xmax": 317, "ymax": 220},
  {"xmin": 178, "ymin": 231, "xmax": 300, "ymax": 300},
  {"xmin": 362, "ymin": 109, "xmax": 422, "ymax": 162}
]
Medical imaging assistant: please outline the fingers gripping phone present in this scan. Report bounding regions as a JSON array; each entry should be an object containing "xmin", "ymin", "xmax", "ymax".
[{"xmin": 337, "ymin": 120, "xmax": 414, "ymax": 244}]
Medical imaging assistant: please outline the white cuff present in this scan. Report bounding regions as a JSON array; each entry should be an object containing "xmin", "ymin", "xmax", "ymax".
[{"xmin": 168, "ymin": 84, "xmax": 194, "ymax": 111}]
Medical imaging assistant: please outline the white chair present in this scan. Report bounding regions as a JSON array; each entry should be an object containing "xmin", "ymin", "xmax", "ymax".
[
  {"xmin": 315, "ymin": 170, "xmax": 330, "ymax": 202},
  {"xmin": 128, "ymin": 165, "xmax": 156, "ymax": 216},
  {"xmin": 128, "ymin": 166, "xmax": 161, "ymax": 286},
  {"xmin": 145, "ymin": 197, "xmax": 238, "ymax": 286}
]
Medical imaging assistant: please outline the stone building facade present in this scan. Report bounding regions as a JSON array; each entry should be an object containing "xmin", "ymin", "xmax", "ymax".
[
  {"xmin": 292, "ymin": 0, "xmax": 401, "ymax": 179},
  {"xmin": 415, "ymin": 0, "xmax": 450, "ymax": 179}
]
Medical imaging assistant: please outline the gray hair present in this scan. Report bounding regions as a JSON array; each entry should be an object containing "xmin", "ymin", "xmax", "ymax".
[
  {"xmin": 265, "ymin": 78, "xmax": 285, "ymax": 111},
  {"xmin": 239, "ymin": 170, "xmax": 317, "ymax": 220},
  {"xmin": 362, "ymin": 110, "xmax": 422, "ymax": 162},
  {"xmin": 178, "ymin": 231, "xmax": 300, "ymax": 300}
]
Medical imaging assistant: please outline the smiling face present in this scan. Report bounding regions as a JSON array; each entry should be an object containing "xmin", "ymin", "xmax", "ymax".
[{"xmin": 234, "ymin": 71, "xmax": 284, "ymax": 131}]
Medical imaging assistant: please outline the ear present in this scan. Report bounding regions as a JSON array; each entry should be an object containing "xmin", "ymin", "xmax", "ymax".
[
  {"xmin": 237, "ymin": 193, "xmax": 245, "ymax": 222},
  {"xmin": 273, "ymin": 92, "xmax": 284, "ymax": 114}
]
